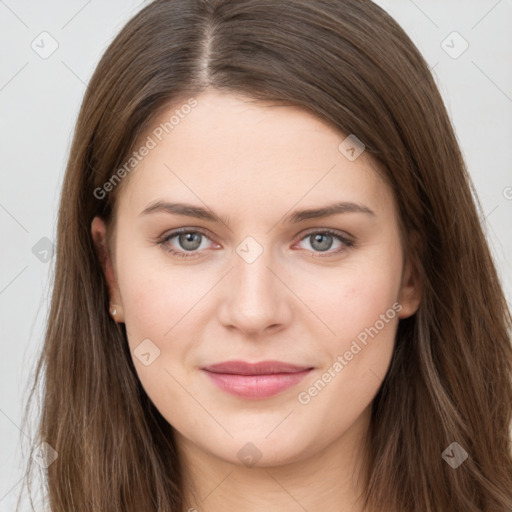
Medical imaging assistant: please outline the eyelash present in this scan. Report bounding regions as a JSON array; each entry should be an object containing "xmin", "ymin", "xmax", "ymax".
[{"xmin": 157, "ymin": 227, "xmax": 355, "ymax": 259}]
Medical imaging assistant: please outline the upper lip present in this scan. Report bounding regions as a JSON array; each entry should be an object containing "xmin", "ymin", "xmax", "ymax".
[{"xmin": 202, "ymin": 360, "xmax": 313, "ymax": 375}]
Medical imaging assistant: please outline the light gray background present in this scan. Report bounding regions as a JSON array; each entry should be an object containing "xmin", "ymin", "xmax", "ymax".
[{"xmin": 1, "ymin": 1, "xmax": 511, "ymax": 510}]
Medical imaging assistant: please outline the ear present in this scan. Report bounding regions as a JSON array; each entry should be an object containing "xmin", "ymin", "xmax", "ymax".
[
  {"xmin": 91, "ymin": 216, "xmax": 124, "ymax": 322},
  {"xmin": 397, "ymin": 241, "xmax": 422, "ymax": 319}
]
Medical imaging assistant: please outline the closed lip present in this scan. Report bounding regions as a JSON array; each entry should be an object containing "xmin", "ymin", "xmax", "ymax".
[
  {"xmin": 201, "ymin": 360, "xmax": 314, "ymax": 399},
  {"xmin": 201, "ymin": 360, "xmax": 313, "ymax": 375}
]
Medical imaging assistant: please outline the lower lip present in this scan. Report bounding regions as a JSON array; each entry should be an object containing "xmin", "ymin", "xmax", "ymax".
[{"xmin": 202, "ymin": 369, "xmax": 312, "ymax": 399}]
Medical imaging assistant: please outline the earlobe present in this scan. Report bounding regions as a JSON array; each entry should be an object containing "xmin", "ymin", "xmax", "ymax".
[{"xmin": 91, "ymin": 216, "xmax": 124, "ymax": 322}]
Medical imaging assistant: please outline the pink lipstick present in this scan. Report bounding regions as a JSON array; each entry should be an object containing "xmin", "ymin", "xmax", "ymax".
[{"xmin": 201, "ymin": 360, "xmax": 313, "ymax": 399}]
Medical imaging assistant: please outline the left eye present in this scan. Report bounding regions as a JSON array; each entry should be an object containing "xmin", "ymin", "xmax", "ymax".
[
  {"xmin": 158, "ymin": 229, "xmax": 353, "ymax": 258},
  {"xmin": 294, "ymin": 230, "xmax": 353, "ymax": 256}
]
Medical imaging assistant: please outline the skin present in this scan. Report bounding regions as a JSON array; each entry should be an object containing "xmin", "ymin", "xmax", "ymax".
[{"xmin": 91, "ymin": 88, "xmax": 421, "ymax": 512}]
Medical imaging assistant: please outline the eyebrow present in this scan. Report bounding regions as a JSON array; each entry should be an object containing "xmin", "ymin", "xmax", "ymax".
[{"xmin": 139, "ymin": 200, "xmax": 376, "ymax": 227}]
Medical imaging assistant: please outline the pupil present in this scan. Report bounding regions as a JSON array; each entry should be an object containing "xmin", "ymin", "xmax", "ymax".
[
  {"xmin": 180, "ymin": 233, "xmax": 201, "ymax": 250},
  {"xmin": 312, "ymin": 233, "xmax": 332, "ymax": 251}
]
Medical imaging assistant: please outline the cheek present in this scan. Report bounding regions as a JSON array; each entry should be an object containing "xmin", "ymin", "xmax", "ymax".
[
  {"xmin": 295, "ymin": 268, "xmax": 401, "ymax": 434},
  {"xmin": 302, "ymin": 248, "xmax": 403, "ymax": 347},
  {"xmin": 115, "ymin": 245, "xmax": 197, "ymax": 337},
  {"xmin": 115, "ymin": 249, "xmax": 210, "ymax": 402},
  {"xmin": 115, "ymin": 259, "xmax": 194, "ymax": 415}
]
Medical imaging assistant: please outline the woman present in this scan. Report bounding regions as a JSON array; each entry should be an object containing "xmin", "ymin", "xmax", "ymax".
[{"xmin": 21, "ymin": 0, "xmax": 512, "ymax": 510}]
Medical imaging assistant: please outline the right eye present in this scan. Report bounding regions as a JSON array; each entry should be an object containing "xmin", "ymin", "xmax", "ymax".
[{"xmin": 158, "ymin": 228, "xmax": 218, "ymax": 258}]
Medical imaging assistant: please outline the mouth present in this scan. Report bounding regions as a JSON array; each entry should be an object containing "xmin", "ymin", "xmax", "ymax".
[{"xmin": 201, "ymin": 360, "xmax": 314, "ymax": 399}]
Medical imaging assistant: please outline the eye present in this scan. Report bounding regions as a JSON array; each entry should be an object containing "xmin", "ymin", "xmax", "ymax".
[
  {"xmin": 158, "ymin": 228, "xmax": 217, "ymax": 258},
  {"xmin": 294, "ymin": 229, "xmax": 354, "ymax": 257}
]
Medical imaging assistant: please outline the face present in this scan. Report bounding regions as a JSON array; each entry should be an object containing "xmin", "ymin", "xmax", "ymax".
[{"xmin": 92, "ymin": 88, "xmax": 420, "ymax": 468}]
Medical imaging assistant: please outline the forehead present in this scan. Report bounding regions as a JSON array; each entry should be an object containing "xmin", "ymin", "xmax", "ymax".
[{"xmin": 116, "ymin": 90, "xmax": 393, "ymax": 222}]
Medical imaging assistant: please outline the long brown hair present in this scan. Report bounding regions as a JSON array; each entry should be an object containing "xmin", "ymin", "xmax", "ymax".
[{"xmin": 20, "ymin": 0, "xmax": 512, "ymax": 510}]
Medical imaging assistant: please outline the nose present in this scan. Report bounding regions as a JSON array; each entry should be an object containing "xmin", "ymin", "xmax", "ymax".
[{"xmin": 216, "ymin": 243, "xmax": 293, "ymax": 337}]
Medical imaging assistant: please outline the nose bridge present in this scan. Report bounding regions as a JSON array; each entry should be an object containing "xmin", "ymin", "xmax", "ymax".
[{"xmin": 218, "ymin": 234, "xmax": 290, "ymax": 333}]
